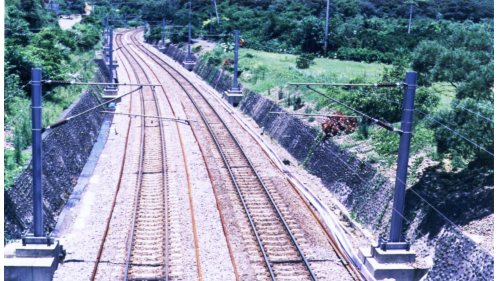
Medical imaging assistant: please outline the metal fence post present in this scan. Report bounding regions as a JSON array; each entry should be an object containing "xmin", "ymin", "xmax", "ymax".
[
  {"xmin": 232, "ymin": 30, "xmax": 239, "ymax": 91},
  {"xmin": 187, "ymin": 22, "xmax": 192, "ymax": 61},
  {"xmin": 389, "ymin": 71, "xmax": 417, "ymax": 242},
  {"xmin": 31, "ymin": 69, "xmax": 44, "ymax": 237}
]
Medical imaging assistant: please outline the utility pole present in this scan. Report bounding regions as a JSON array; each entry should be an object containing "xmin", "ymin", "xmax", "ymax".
[
  {"xmin": 187, "ymin": 22, "xmax": 192, "ymax": 62},
  {"xmin": 102, "ymin": 13, "xmax": 105, "ymax": 41},
  {"xmin": 210, "ymin": 0, "xmax": 213, "ymax": 34},
  {"xmin": 408, "ymin": 5, "xmax": 413, "ymax": 34},
  {"xmin": 162, "ymin": 18, "xmax": 165, "ymax": 47},
  {"xmin": 324, "ymin": 0, "xmax": 330, "ymax": 54},
  {"xmin": 222, "ymin": 29, "xmax": 243, "ymax": 106},
  {"xmin": 125, "ymin": 14, "xmax": 127, "ymax": 29},
  {"xmin": 389, "ymin": 71, "xmax": 417, "ymax": 243},
  {"xmin": 109, "ymin": 28, "xmax": 114, "ymax": 85},
  {"xmin": 144, "ymin": 20, "xmax": 147, "ymax": 40},
  {"xmin": 106, "ymin": 15, "xmax": 109, "ymax": 46},
  {"xmin": 31, "ymin": 69, "xmax": 44, "ymax": 238},
  {"xmin": 232, "ymin": 30, "xmax": 239, "ymax": 92},
  {"xmin": 183, "ymin": 22, "xmax": 196, "ymax": 70}
]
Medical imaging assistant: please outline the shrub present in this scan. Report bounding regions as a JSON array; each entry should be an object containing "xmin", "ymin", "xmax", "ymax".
[
  {"xmin": 278, "ymin": 87, "xmax": 284, "ymax": 100},
  {"xmin": 296, "ymin": 53, "xmax": 315, "ymax": 69},
  {"xmin": 293, "ymin": 96, "xmax": 304, "ymax": 110},
  {"xmin": 321, "ymin": 112, "xmax": 358, "ymax": 137}
]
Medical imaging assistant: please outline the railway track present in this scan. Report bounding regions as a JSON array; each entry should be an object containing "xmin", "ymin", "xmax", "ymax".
[
  {"xmin": 116, "ymin": 30, "xmax": 169, "ymax": 280},
  {"xmin": 128, "ymin": 30, "xmax": 323, "ymax": 281},
  {"xmin": 91, "ymin": 29, "xmax": 172, "ymax": 281}
]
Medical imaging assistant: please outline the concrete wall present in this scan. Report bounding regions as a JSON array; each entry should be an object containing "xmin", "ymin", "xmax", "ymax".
[
  {"xmin": 4, "ymin": 81, "xmax": 106, "ymax": 239},
  {"xmin": 161, "ymin": 44, "xmax": 494, "ymax": 280}
]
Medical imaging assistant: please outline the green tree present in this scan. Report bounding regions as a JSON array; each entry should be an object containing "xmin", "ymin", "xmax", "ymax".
[{"xmin": 411, "ymin": 20, "xmax": 493, "ymax": 162}]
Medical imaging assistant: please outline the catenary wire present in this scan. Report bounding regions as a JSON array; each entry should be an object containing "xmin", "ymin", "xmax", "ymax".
[
  {"xmin": 4, "ymin": 82, "xmax": 32, "ymax": 101},
  {"xmin": 415, "ymin": 109, "xmax": 493, "ymax": 156},
  {"xmin": 417, "ymin": 86, "xmax": 493, "ymax": 122}
]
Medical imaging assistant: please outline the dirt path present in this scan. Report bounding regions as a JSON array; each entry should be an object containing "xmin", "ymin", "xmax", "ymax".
[{"xmin": 59, "ymin": 15, "xmax": 82, "ymax": 30}]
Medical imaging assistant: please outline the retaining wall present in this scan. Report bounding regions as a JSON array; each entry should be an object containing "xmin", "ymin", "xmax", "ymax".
[
  {"xmin": 160, "ymin": 43, "xmax": 494, "ymax": 280},
  {"xmin": 4, "ymin": 77, "xmax": 106, "ymax": 239}
]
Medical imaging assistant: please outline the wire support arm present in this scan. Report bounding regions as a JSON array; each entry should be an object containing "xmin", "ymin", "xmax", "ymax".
[
  {"xmin": 269, "ymin": 112, "xmax": 361, "ymax": 118},
  {"xmin": 290, "ymin": 82, "xmax": 404, "ymax": 87},
  {"xmin": 45, "ymin": 87, "xmax": 142, "ymax": 130},
  {"xmin": 101, "ymin": 111, "xmax": 197, "ymax": 122},
  {"xmin": 44, "ymin": 80, "xmax": 160, "ymax": 86}
]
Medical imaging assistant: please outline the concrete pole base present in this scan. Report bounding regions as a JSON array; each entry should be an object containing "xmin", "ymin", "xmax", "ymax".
[
  {"xmin": 4, "ymin": 240, "xmax": 65, "ymax": 281},
  {"xmin": 223, "ymin": 89, "xmax": 243, "ymax": 107},
  {"xmin": 183, "ymin": 61, "xmax": 196, "ymax": 71},
  {"xmin": 103, "ymin": 86, "xmax": 119, "ymax": 102},
  {"xmin": 358, "ymin": 244, "xmax": 428, "ymax": 280}
]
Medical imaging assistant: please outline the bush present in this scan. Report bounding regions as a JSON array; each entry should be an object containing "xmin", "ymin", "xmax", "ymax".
[
  {"xmin": 321, "ymin": 112, "xmax": 358, "ymax": 137},
  {"xmin": 296, "ymin": 53, "xmax": 315, "ymax": 69},
  {"xmin": 278, "ymin": 87, "xmax": 284, "ymax": 100}
]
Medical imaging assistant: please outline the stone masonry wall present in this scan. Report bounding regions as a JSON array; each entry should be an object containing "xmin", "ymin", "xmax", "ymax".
[
  {"xmin": 160, "ymin": 43, "xmax": 494, "ymax": 280},
  {"xmin": 4, "ymin": 78, "xmax": 106, "ymax": 239}
]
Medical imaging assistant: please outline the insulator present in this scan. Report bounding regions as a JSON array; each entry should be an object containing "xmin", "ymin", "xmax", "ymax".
[
  {"xmin": 47, "ymin": 119, "xmax": 68, "ymax": 129},
  {"xmin": 375, "ymin": 82, "xmax": 400, "ymax": 88},
  {"xmin": 45, "ymin": 80, "xmax": 72, "ymax": 85},
  {"xmin": 375, "ymin": 120, "xmax": 395, "ymax": 131}
]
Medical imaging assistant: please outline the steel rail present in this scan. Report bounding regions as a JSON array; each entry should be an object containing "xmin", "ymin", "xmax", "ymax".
[
  {"xmin": 130, "ymin": 30, "xmax": 317, "ymax": 281},
  {"xmin": 126, "ymin": 30, "xmax": 204, "ymax": 281},
  {"xmin": 119, "ymin": 30, "xmax": 169, "ymax": 281},
  {"xmin": 90, "ymin": 33, "xmax": 135, "ymax": 281}
]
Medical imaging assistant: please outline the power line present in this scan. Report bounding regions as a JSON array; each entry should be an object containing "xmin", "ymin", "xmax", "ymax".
[
  {"xmin": 417, "ymin": 86, "xmax": 493, "ymax": 122},
  {"xmin": 4, "ymin": 82, "xmax": 31, "ymax": 102},
  {"xmin": 5, "ymin": 103, "xmax": 31, "ymax": 128},
  {"xmin": 396, "ymin": 176, "xmax": 493, "ymax": 263},
  {"xmin": 415, "ymin": 109, "xmax": 493, "ymax": 156},
  {"xmin": 5, "ymin": 85, "xmax": 64, "ymax": 127},
  {"xmin": 345, "ymin": 87, "xmax": 402, "ymax": 105},
  {"xmin": 306, "ymin": 86, "xmax": 400, "ymax": 132}
]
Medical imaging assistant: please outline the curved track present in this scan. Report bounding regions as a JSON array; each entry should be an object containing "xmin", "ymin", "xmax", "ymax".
[
  {"xmin": 92, "ymin": 28, "xmax": 362, "ymax": 281},
  {"xmin": 128, "ymin": 29, "xmax": 319, "ymax": 281}
]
